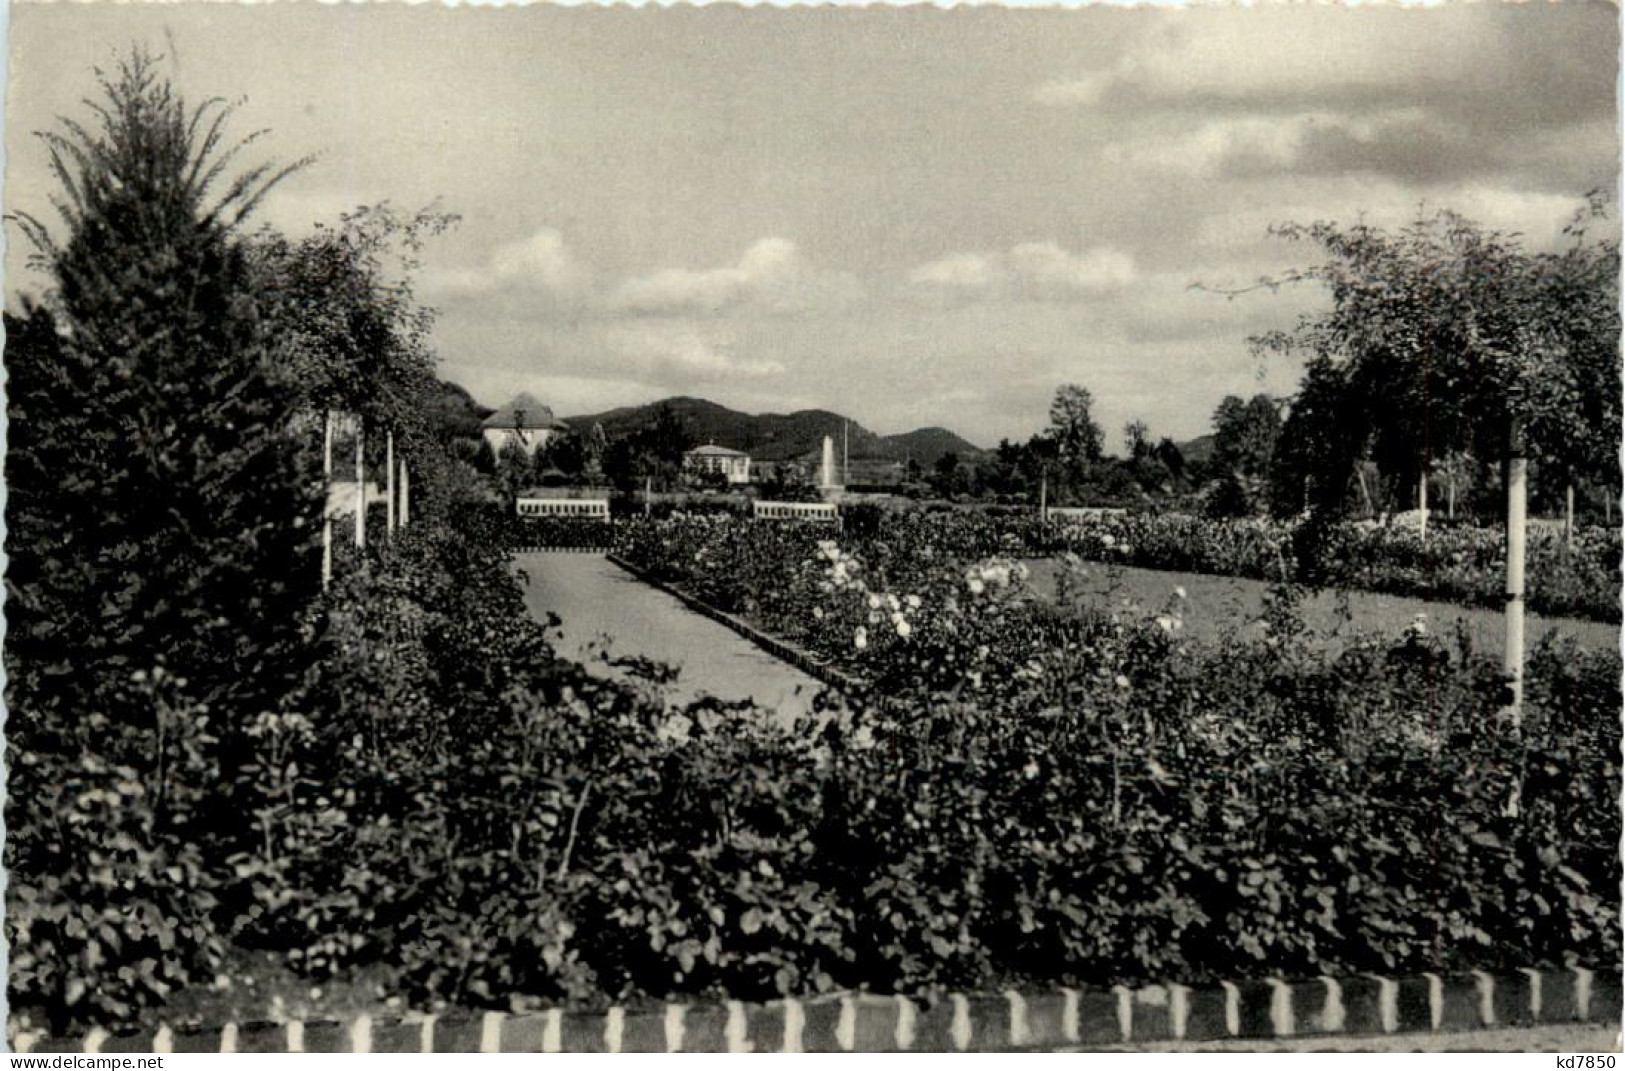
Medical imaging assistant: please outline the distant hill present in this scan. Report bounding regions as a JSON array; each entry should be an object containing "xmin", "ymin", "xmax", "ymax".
[
  {"xmin": 884, "ymin": 426, "xmax": 984, "ymax": 467},
  {"xmin": 427, "ymin": 379, "xmax": 495, "ymax": 441},
  {"xmin": 1177, "ymin": 433, "xmax": 1216, "ymax": 469},
  {"xmin": 560, "ymin": 396, "xmax": 984, "ymax": 468}
]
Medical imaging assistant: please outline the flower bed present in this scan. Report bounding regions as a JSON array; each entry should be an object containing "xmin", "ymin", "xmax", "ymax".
[
  {"xmin": 11, "ymin": 508, "xmax": 1619, "ymax": 1036},
  {"xmin": 618, "ymin": 507, "xmax": 1619, "ymax": 623}
]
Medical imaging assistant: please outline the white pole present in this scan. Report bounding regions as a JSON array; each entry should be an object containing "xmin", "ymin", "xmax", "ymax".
[
  {"xmin": 1418, "ymin": 465, "xmax": 1429, "ymax": 540},
  {"xmin": 386, "ymin": 430, "xmax": 397, "ymax": 538},
  {"xmin": 645, "ymin": 474, "xmax": 652, "ymax": 517},
  {"xmin": 399, "ymin": 459, "xmax": 410, "ymax": 528},
  {"xmin": 354, "ymin": 418, "xmax": 366, "ymax": 550},
  {"xmin": 321, "ymin": 409, "xmax": 333, "ymax": 590},
  {"xmin": 1039, "ymin": 473, "xmax": 1048, "ymax": 524},
  {"xmin": 1504, "ymin": 425, "xmax": 1527, "ymax": 723},
  {"xmin": 1564, "ymin": 481, "xmax": 1575, "ymax": 549}
]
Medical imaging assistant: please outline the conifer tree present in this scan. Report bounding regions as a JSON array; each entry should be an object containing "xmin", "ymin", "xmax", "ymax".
[{"xmin": 8, "ymin": 49, "xmax": 320, "ymax": 723}]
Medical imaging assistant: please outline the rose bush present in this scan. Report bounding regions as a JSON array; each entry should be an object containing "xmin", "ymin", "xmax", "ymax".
[
  {"xmin": 612, "ymin": 508, "xmax": 1619, "ymax": 624},
  {"xmin": 11, "ymin": 505, "xmax": 1619, "ymax": 1032}
]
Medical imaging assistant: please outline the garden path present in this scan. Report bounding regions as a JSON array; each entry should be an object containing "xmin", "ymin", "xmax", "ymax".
[{"xmin": 514, "ymin": 552, "xmax": 824, "ymax": 726}]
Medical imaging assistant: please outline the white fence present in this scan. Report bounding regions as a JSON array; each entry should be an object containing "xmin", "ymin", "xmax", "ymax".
[
  {"xmin": 753, "ymin": 500, "xmax": 840, "ymax": 523},
  {"xmin": 517, "ymin": 498, "xmax": 611, "ymax": 520}
]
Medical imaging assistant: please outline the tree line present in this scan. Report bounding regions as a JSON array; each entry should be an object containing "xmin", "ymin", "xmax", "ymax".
[{"xmin": 929, "ymin": 203, "xmax": 1621, "ymax": 524}]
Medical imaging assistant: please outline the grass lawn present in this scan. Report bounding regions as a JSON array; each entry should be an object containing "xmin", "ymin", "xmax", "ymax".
[{"xmin": 1024, "ymin": 558, "xmax": 1621, "ymax": 655}]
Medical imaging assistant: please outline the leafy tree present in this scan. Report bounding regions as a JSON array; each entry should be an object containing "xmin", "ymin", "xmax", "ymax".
[
  {"xmin": 495, "ymin": 440, "xmax": 533, "ymax": 504},
  {"xmin": 584, "ymin": 421, "xmax": 609, "ymax": 483},
  {"xmin": 604, "ymin": 405, "xmax": 694, "ymax": 493},
  {"xmin": 1208, "ymin": 394, "xmax": 1281, "ymax": 516},
  {"xmin": 1255, "ymin": 204, "xmax": 1619, "ymax": 522},
  {"xmin": 422, "ymin": 378, "xmax": 493, "ymax": 446},
  {"xmin": 539, "ymin": 433, "xmax": 586, "ymax": 483},
  {"xmin": 1046, "ymin": 383, "xmax": 1105, "ymax": 468},
  {"xmin": 1153, "ymin": 438, "xmax": 1187, "ymax": 483},
  {"xmin": 252, "ymin": 202, "xmax": 458, "ymax": 484},
  {"xmin": 1270, "ymin": 356, "xmax": 1357, "ymax": 517},
  {"xmin": 929, "ymin": 450, "xmax": 966, "ymax": 498},
  {"xmin": 1124, "ymin": 419, "xmax": 1152, "ymax": 460},
  {"xmin": 1516, "ymin": 197, "xmax": 1621, "ymax": 526},
  {"xmin": 763, "ymin": 460, "xmax": 820, "ymax": 501}
]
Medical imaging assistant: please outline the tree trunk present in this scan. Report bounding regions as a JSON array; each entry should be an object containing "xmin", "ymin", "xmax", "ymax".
[
  {"xmin": 1447, "ymin": 474, "xmax": 1457, "ymax": 521},
  {"xmin": 1356, "ymin": 465, "xmax": 1374, "ymax": 517},
  {"xmin": 1504, "ymin": 424, "xmax": 1527, "ymax": 724},
  {"xmin": 400, "ymin": 459, "xmax": 410, "ymax": 528}
]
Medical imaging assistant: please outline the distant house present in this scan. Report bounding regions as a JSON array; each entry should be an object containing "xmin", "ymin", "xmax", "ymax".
[
  {"xmin": 481, "ymin": 392, "xmax": 570, "ymax": 458},
  {"xmin": 684, "ymin": 443, "xmax": 752, "ymax": 485}
]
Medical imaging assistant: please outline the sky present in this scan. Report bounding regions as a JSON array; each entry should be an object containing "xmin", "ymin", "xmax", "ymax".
[{"xmin": 5, "ymin": 2, "xmax": 1618, "ymax": 450}]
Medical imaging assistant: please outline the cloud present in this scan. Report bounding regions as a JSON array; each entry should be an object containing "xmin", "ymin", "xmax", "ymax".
[
  {"xmin": 1009, "ymin": 242, "xmax": 1137, "ymax": 295},
  {"xmin": 426, "ymin": 232, "xmax": 861, "ymax": 324},
  {"xmin": 1031, "ymin": 15, "xmax": 1483, "ymax": 114},
  {"xmin": 1193, "ymin": 179, "xmax": 1593, "ymax": 254},
  {"xmin": 607, "ymin": 238, "xmax": 860, "ymax": 317},
  {"xmin": 602, "ymin": 324, "xmax": 787, "ymax": 382},
  {"xmin": 1033, "ymin": 9, "xmax": 1616, "ymax": 191},
  {"xmin": 1032, "ymin": 73, "xmax": 1112, "ymax": 108},
  {"xmin": 908, "ymin": 252, "xmax": 1006, "ymax": 293},
  {"xmin": 1102, "ymin": 110, "xmax": 1435, "ymax": 181},
  {"xmin": 488, "ymin": 228, "xmax": 593, "ymax": 296},
  {"xmin": 425, "ymin": 226, "xmax": 592, "ymax": 302},
  {"xmin": 909, "ymin": 241, "xmax": 1135, "ymax": 303}
]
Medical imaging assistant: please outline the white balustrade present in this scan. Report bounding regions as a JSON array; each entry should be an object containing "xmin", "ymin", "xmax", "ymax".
[
  {"xmin": 516, "ymin": 498, "xmax": 611, "ymax": 520},
  {"xmin": 752, "ymin": 500, "xmax": 840, "ymax": 523}
]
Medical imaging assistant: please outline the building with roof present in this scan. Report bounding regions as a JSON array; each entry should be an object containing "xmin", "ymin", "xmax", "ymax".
[
  {"xmin": 481, "ymin": 392, "xmax": 570, "ymax": 458},
  {"xmin": 684, "ymin": 443, "xmax": 752, "ymax": 485}
]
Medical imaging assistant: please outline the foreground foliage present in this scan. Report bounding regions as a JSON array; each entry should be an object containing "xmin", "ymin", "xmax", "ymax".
[{"xmin": 12, "ymin": 504, "xmax": 1618, "ymax": 1031}]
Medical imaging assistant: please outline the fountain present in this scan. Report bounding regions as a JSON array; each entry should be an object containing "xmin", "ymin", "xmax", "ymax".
[{"xmin": 819, "ymin": 435, "xmax": 843, "ymax": 501}]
